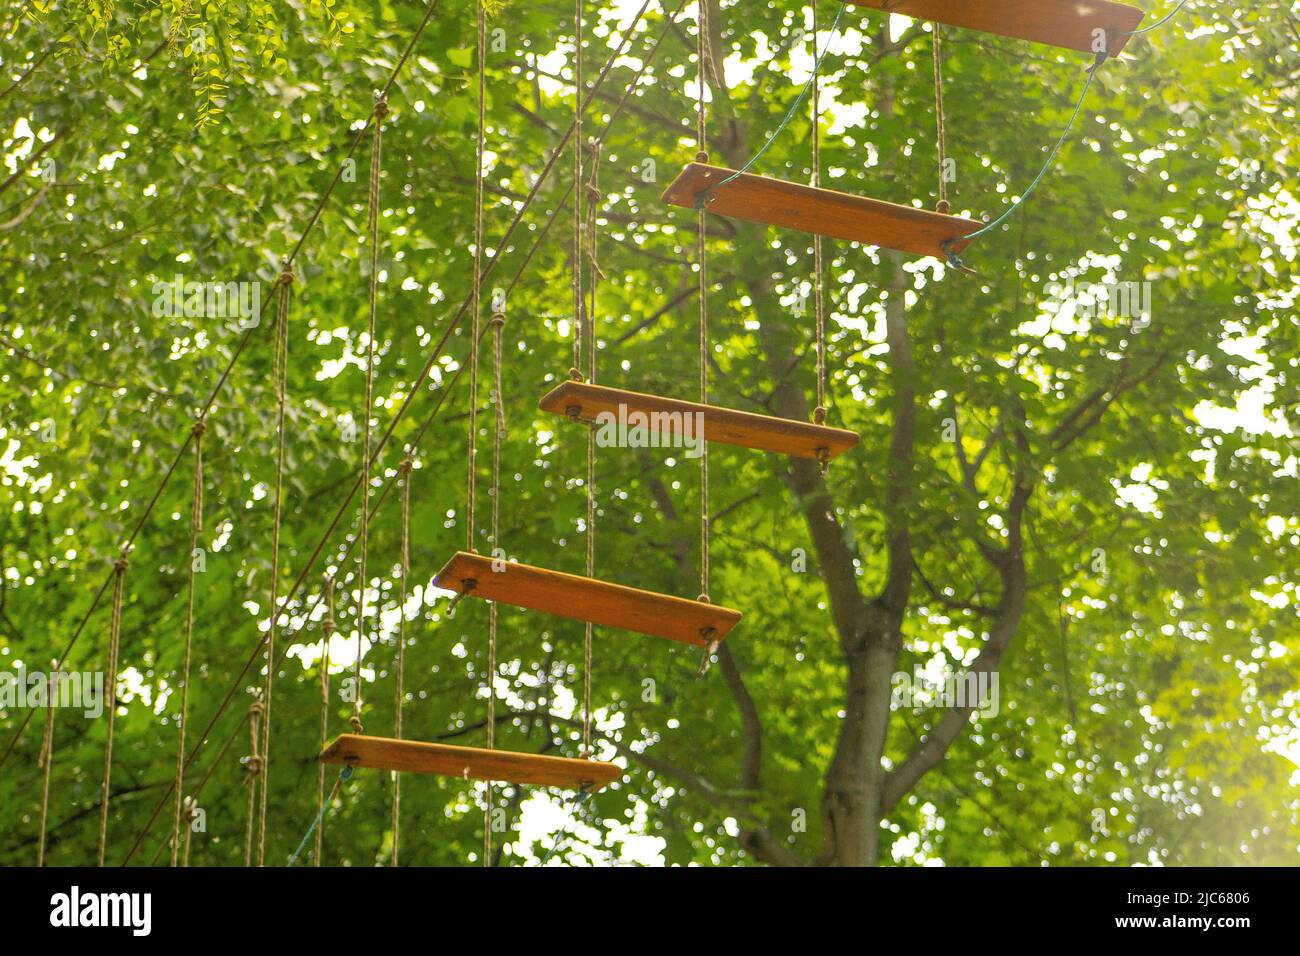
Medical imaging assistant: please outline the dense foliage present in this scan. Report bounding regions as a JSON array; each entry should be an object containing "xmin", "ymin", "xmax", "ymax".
[{"xmin": 1, "ymin": 0, "xmax": 1297, "ymax": 866}]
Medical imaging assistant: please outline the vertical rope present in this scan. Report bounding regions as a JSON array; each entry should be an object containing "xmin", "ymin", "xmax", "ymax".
[
  {"xmin": 570, "ymin": 0, "xmax": 585, "ymax": 382},
  {"xmin": 258, "ymin": 266, "xmax": 293, "ymax": 866},
  {"xmin": 484, "ymin": 308, "xmax": 505, "ymax": 865},
  {"xmin": 37, "ymin": 659, "xmax": 57, "ymax": 866},
  {"xmin": 317, "ymin": 576, "xmax": 335, "ymax": 866},
  {"xmin": 243, "ymin": 695, "xmax": 262, "ymax": 867},
  {"xmin": 354, "ymin": 94, "xmax": 388, "ymax": 736},
  {"xmin": 477, "ymin": 0, "xmax": 493, "ymax": 868},
  {"xmin": 468, "ymin": 0, "xmax": 486, "ymax": 549},
  {"xmin": 932, "ymin": 23, "xmax": 949, "ymax": 214},
  {"xmin": 812, "ymin": 3, "xmax": 827, "ymax": 436},
  {"xmin": 181, "ymin": 797, "xmax": 196, "ymax": 867},
  {"xmin": 696, "ymin": 0, "xmax": 710, "ymax": 606},
  {"xmin": 581, "ymin": 141, "xmax": 603, "ymax": 759},
  {"xmin": 695, "ymin": 0, "xmax": 708, "ymax": 159},
  {"xmin": 97, "ymin": 552, "xmax": 127, "ymax": 867},
  {"xmin": 171, "ymin": 418, "xmax": 204, "ymax": 866},
  {"xmin": 391, "ymin": 457, "xmax": 411, "ymax": 867}
]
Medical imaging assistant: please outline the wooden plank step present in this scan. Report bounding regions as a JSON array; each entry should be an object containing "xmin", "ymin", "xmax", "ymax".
[
  {"xmin": 434, "ymin": 550, "xmax": 741, "ymax": 647},
  {"xmin": 844, "ymin": 0, "xmax": 1144, "ymax": 56},
  {"xmin": 539, "ymin": 380, "xmax": 859, "ymax": 462},
  {"xmin": 662, "ymin": 163, "xmax": 982, "ymax": 260},
  {"xmin": 319, "ymin": 734, "xmax": 620, "ymax": 790}
]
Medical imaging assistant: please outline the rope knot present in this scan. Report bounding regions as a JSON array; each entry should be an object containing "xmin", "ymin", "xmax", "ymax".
[
  {"xmin": 489, "ymin": 311, "xmax": 506, "ymax": 329},
  {"xmin": 813, "ymin": 405, "xmax": 827, "ymax": 425},
  {"xmin": 696, "ymin": 633, "xmax": 720, "ymax": 677},
  {"xmin": 374, "ymin": 96, "xmax": 390, "ymax": 120},
  {"xmin": 113, "ymin": 555, "xmax": 129, "ymax": 574},
  {"xmin": 275, "ymin": 266, "xmax": 295, "ymax": 288},
  {"xmin": 568, "ymin": 367, "xmax": 585, "ymax": 382},
  {"xmin": 321, "ymin": 618, "xmax": 336, "ymax": 636},
  {"xmin": 398, "ymin": 456, "xmax": 414, "ymax": 476},
  {"xmin": 248, "ymin": 700, "xmax": 265, "ymax": 718},
  {"xmin": 245, "ymin": 755, "xmax": 263, "ymax": 775},
  {"xmin": 191, "ymin": 418, "xmax": 206, "ymax": 439},
  {"xmin": 940, "ymin": 239, "xmax": 965, "ymax": 272},
  {"xmin": 348, "ymin": 715, "xmax": 364, "ymax": 734}
]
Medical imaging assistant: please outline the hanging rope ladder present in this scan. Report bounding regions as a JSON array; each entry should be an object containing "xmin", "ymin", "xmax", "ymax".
[
  {"xmin": 662, "ymin": 2, "xmax": 981, "ymax": 259},
  {"xmin": 442, "ymin": 1, "xmax": 742, "ymax": 652},
  {"xmin": 664, "ymin": 0, "xmax": 1146, "ymax": 263},
  {"xmin": 541, "ymin": 0, "xmax": 859, "ymax": 485},
  {"xmin": 545, "ymin": 0, "xmax": 857, "ymax": 465},
  {"xmin": 322, "ymin": 0, "xmax": 619, "ymax": 814}
]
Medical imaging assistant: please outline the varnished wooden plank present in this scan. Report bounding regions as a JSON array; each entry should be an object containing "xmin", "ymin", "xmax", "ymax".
[
  {"xmin": 434, "ymin": 551, "xmax": 741, "ymax": 647},
  {"xmin": 844, "ymin": 0, "xmax": 1144, "ymax": 55},
  {"xmin": 320, "ymin": 734, "xmax": 621, "ymax": 790},
  {"xmin": 539, "ymin": 381, "xmax": 860, "ymax": 462},
  {"xmin": 662, "ymin": 163, "xmax": 982, "ymax": 259}
]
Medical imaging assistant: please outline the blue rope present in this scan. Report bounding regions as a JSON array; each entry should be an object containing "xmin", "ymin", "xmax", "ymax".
[
  {"xmin": 537, "ymin": 789, "xmax": 592, "ymax": 865},
  {"xmin": 287, "ymin": 766, "xmax": 352, "ymax": 866},
  {"xmin": 1127, "ymin": 0, "xmax": 1190, "ymax": 35},
  {"xmin": 943, "ymin": 1, "xmax": 1195, "ymax": 268},
  {"xmin": 698, "ymin": 2, "xmax": 847, "ymax": 204},
  {"xmin": 944, "ymin": 50, "xmax": 1105, "ymax": 268}
]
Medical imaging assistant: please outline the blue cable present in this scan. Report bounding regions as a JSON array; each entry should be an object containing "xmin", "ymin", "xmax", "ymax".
[
  {"xmin": 287, "ymin": 766, "xmax": 353, "ymax": 866},
  {"xmin": 698, "ymin": 2, "xmax": 848, "ymax": 204},
  {"xmin": 943, "ymin": 50, "xmax": 1105, "ymax": 269},
  {"xmin": 537, "ymin": 789, "xmax": 592, "ymax": 865},
  {"xmin": 1127, "ymin": 0, "xmax": 1190, "ymax": 35},
  {"xmin": 945, "ymin": 1, "xmax": 1195, "ymax": 268}
]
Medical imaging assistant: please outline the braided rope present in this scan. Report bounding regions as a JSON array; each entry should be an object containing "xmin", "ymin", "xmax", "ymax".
[
  {"xmin": 696, "ymin": 0, "xmax": 710, "ymax": 606},
  {"xmin": 695, "ymin": 0, "xmax": 708, "ymax": 159},
  {"xmin": 812, "ymin": 4, "xmax": 828, "ymax": 434},
  {"xmin": 392, "ymin": 457, "xmax": 412, "ymax": 867},
  {"xmin": 484, "ymin": 310, "xmax": 506, "ymax": 865},
  {"xmin": 244, "ymin": 695, "xmax": 262, "ymax": 866},
  {"xmin": 354, "ymin": 95, "xmax": 389, "ymax": 736},
  {"xmin": 571, "ymin": 0, "xmax": 586, "ymax": 381},
  {"xmin": 582, "ymin": 140, "xmax": 604, "ymax": 758},
  {"xmin": 468, "ymin": 2, "xmax": 486, "ymax": 551},
  {"xmin": 36, "ymin": 659, "xmax": 57, "ymax": 866},
  {"xmin": 171, "ymin": 418, "xmax": 204, "ymax": 865},
  {"xmin": 181, "ymin": 796, "xmax": 197, "ymax": 867},
  {"xmin": 932, "ymin": 23, "xmax": 949, "ymax": 214},
  {"xmin": 115, "ymin": 0, "xmax": 675, "ymax": 867},
  {"xmin": 0, "ymin": 0, "xmax": 447, "ymax": 783},
  {"xmin": 97, "ymin": 553, "xmax": 127, "ymax": 867},
  {"xmin": 257, "ymin": 267, "xmax": 293, "ymax": 866},
  {"xmin": 317, "ymin": 576, "xmax": 336, "ymax": 866},
  {"xmin": 477, "ymin": 0, "xmax": 494, "ymax": 868}
]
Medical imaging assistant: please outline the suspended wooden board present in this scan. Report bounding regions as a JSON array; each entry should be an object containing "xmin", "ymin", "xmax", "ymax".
[
  {"xmin": 662, "ymin": 163, "xmax": 982, "ymax": 260},
  {"xmin": 539, "ymin": 380, "xmax": 860, "ymax": 462},
  {"xmin": 434, "ymin": 550, "xmax": 741, "ymax": 647},
  {"xmin": 843, "ymin": 0, "xmax": 1144, "ymax": 56},
  {"xmin": 320, "ymin": 734, "xmax": 621, "ymax": 790}
]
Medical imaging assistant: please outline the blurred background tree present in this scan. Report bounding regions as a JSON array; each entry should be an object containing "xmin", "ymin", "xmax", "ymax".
[{"xmin": 1, "ymin": 0, "xmax": 1296, "ymax": 866}]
